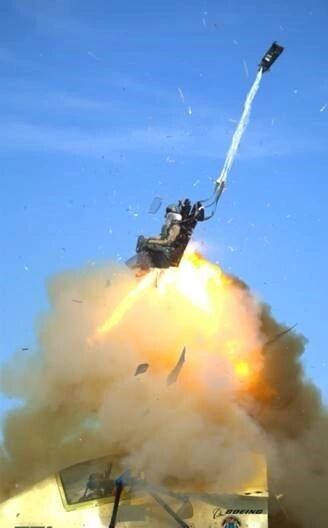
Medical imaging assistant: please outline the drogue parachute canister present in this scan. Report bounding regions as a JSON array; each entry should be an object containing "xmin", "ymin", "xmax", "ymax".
[{"xmin": 258, "ymin": 41, "xmax": 284, "ymax": 73}]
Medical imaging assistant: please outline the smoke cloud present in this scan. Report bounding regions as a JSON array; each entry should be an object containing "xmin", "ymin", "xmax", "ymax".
[{"xmin": 0, "ymin": 258, "xmax": 327, "ymax": 527}]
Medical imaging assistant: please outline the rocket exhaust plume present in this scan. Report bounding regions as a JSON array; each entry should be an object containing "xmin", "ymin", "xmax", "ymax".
[
  {"xmin": 215, "ymin": 68, "xmax": 263, "ymax": 193},
  {"xmin": 215, "ymin": 42, "xmax": 283, "ymax": 197},
  {"xmin": 0, "ymin": 253, "xmax": 327, "ymax": 528}
]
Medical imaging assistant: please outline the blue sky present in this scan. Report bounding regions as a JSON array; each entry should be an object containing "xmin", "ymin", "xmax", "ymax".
[{"xmin": 1, "ymin": 0, "xmax": 328, "ymax": 425}]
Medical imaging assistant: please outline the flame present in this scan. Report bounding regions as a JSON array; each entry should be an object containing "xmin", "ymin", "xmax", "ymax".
[
  {"xmin": 97, "ymin": 270, "xmax": 157, "ymax": 336},
  {"xmin": 235, "ymin": 360, "xmax": 251, "ymax": 379},
  {"xmin": 156, "ymin": 252, "xmax": 224, "ymax": 312},
  {"xmin": 93, "ymin": 251, "xmax": 262, "ymax": 385},
  {"xmin": 96, "ymin": 252, "xmax": 225, "ymax": 337}
]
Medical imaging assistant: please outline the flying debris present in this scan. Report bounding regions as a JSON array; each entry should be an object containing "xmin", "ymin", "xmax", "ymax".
[
  {"xmin": 178, "ymin": 87, "xmax": 185, "ymax": 103},
  {"xmin": 87, "ymin": 51, "xmax": 101, "ymax": 61},
  {"xmin": 263, "ymin": 324, "xmax": 297, "ymax": 350},
  {"xmin": 258, "ymin": 42, "xmax": 284, "ymax": 72},
  {"xmin": 126, "ymin": 42, "xmax": 284, "ymax": 272},
  {"xmin": 166, "ymin": 156, "xmax": 176, "ymax": 164},
  {"xmin": 243, "ymin": 60, "xmax": 249, "ymax": 78},
  {"xmin": 148, "ymin": 196, "xmax": 163, "ymax": 214},
  {"xmin": 134, "ymin": 363, "xmax": 149, "ymax": 376},
  {"xmin": 167, "ymin": 346, "xmax": 186, "ymax": 385}
]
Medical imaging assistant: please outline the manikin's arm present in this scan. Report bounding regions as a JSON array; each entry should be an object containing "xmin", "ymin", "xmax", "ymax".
[{"xmin": 147, "ymin": 224, "xmax": 180, "ymax": 246}]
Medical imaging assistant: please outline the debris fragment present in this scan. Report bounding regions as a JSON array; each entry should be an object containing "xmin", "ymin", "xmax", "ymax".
[
  {"xmin": 126, "ymin": 206, "xmax": 140, "ymax": 218},
  {"xmin": 21, "ymin": 348, "xmax": 29, "ymax": 351},
  {"xmin": 243, "ymin": 60, "xmax": 249, "ymax": 78},
  {"xmin": 192, "ymin": 179, "xmax": 200, "ymax": 187},
  {"xmin": 177, "ymin": 88, "xmax": 185, "ymax": 103},
  {"xmin": 202, "ymin": 11, "xmax": 208, "ymax": 28},
  {"xmin": 154, "ymin": 270, "xmax": 165, "ymax": 288},
  {"xmin": 135, "ymin": 363, "xmax": 149, "ymax": 376},
  {"xmin": 72, "ymin": 299, "xmax": 83, "ymax": 304},
  {"xmin": 87, "ymin": 51, "xmax": 100, "ymax": 61},
  {"xmin": 148, "ymin": 196, "xmax": 163, "ymax": 214},
  {"xmin": 263, "ymin": 324, "xmax": 297, "ymax": 350},
  {"xmin": 167, "ymin": 347, "xmax": 186, "ymax": 385}
]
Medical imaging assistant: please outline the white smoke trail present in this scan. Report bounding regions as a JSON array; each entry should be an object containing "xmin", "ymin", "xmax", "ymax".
[{"xmin": 216, "ymin": 68, "xmax": 263, "ymax": 186}]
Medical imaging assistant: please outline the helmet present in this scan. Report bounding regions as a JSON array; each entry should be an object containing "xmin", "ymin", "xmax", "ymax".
[{"xmin": 166, "ymin": 203, "xmax": 181, "ymax": 214}]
